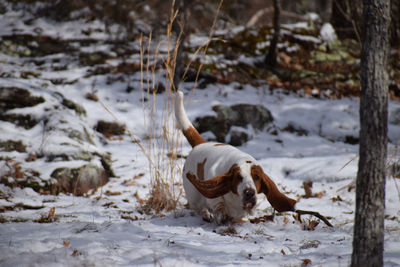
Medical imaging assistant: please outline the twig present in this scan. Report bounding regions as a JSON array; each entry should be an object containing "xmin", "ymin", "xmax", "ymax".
[
  {"xmin": 73, "ymin": 166, "xmax": 83, "ymax": 196},
  {"xmin": 339, "ymin": 154, "xmax": 358, "ymax": 172},
  {"xmin": 295, "ymin": 209, "xmax": 333, "ymax": 227}
]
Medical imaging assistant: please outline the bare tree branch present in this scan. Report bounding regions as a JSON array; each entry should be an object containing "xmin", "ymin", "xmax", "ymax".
[{"xmin": 295, "ymin": 209, "xmax": 333, "ymax": 227}]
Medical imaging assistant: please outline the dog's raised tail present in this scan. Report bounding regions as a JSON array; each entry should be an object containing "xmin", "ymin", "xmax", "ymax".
[{"xmin": 175, "ymin": 91, "xmax": 206, "ymax": 148}]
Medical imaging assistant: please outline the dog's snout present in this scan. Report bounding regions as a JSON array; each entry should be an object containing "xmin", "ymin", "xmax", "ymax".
[{"xmin": 244, "ymin": 188, "xmax": 255, "ymax": 200}]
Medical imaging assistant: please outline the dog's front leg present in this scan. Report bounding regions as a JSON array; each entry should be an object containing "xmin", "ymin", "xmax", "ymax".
[{"xmin": 207, "ymin": 197, "xmax": 231, "ymax": 225}]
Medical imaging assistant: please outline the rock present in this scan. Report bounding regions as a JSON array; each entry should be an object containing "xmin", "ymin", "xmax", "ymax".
[
  {"xmin": 96, "ymin": 120, "xmax": 126, "ymax": 137},
  {"xmin": 0, "ymin": 113, "xmax": 39, "ymax": 129},
  {"xmin": 194, "ymin": 114, "xmax": 229, "ymax": 143},
  {"xmin": 0, "ymin": 140, "xmax": 26, "ymax": 152},
  {"xmin": 0, "ymin": 159, "xmax": 50, "ymax": 193},
  {"xmin": 50, "ymin": 164, "xmax": 109, "ymax": 196},
  {"xmin": 45, "ymin": 151, "xmax": 95, "ymax": 162},
  {"xmin": 0, "ymin": 87, "xmax": 45, "ymax": 129},
  {"xmin": 0, "ymin": 34, "xmax": 73, "ymax": 57},
  {"xmin": 148, "ymin": 82, "xmax": 166, "ymax": 94},
  {"xmin": 184, "ymin": 68, "xmax": 217, "ymax": 89},
  {"xmin": 79, "ymin": 51, "xmax": 110, "ymax": 66},
  {"xmin": 0, "ymin": 2, "xmax": 6, "ymax": 14},
  {"xmin": 0, "ymin": 87, "xmax": 45, "ymax": 111},
  {"xmin": 229, "ymin": 104, "xmax": 273, "ymax": 130},
  {"xmin": 194, "ymin": 103, "xmax": 273, "ymax": 144},
  {"xmin": 282, "ymin": 123, "xmax": 308, "ymax": 136},
  {"xmin": 228, "ymin": 129, "xmax": 250, "ymax": 146},
  {"xmin": 344, "ymin": 135, "xmax": 359, "ymax": 145},
  {"xmin": 52, "ymin": 92, "xmax": 87, "ymax": 116},
  {"xmin": 61, "ymin": 98, "xmax": 87, "ymax": 116}
]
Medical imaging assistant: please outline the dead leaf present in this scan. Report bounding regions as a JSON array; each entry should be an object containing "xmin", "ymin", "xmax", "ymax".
[
  {"xmin": 25, "ymin": 153, "xmax": 37, "ymax": 162},
  {"xmin": 121, "ymin": 214, "xmax": 138, "ymax": 221},
  {"xmin": 102, "ymin": 202, "xmax": 115, "ymax": 208},
  {"xmin": 133, "ymin": 173, "xmax": 145, "ymax": 179},
  {"xmin": 134, "ymin": 191, "xmax": 146, "ymax": 204},
  {"xmin": 249, "ymin": 214, "xmax": 274, "ymax": 224},
  {"xmin": 293, "ymin": 63, "xmax": 303, "ymax": 70},
  {"xmin": 283, "ymin": 216, "xmax": 289, "ymax": 224},
  {"xmin": 331, "ymin": 195, "xmax": 343, "ymax": 202},
  {"xmin": 104, "ymin": 190, "xmax": 121, "ymax": 196},
  {"xmin": 279, "ymin": 52, "xmax": 291, "ymax": 65},
  {"xmin": 308, "ymin": 220, "xmax": 319, "ymax": 231},
  {"xmin": 63, "ymin": 240, "xmax": 70, "ymax": 247},
  {"xmin": 300, "ymin": 240, "xmax": 321, "ymax": 249},
  {"xmin": 122, "ymin": 179, "xmax": 137, "ymax": 186},
  {"xmin": 85, "ymin": 92, "xmax": 99, "ymax": 102},
  {"xmin": 302, "ymin": 181, "xmax": 325, "ymax": 198},
  {"xmin": 48, "ymin": 207, "xmax": 55, "ymax": 217},
  {"xmin": 301, "ymin": 259, "xmax": 312, "ymax": 266},
  {"xmin": 302, "ymin": 219, "xmax": 320, "ymax": 231},
  {"xmin": 71, "ymin": 249, "xmax": 81, "ymax": 257},
  {"xmin": 303, "ymin": 181, "xmax": 313, "ymax": 198},
  {"xmin": 281, "ymin": 249, "xmax": 286, "ymax": 255},
  {"xmin": 250, "ymin": 217, "xmax": 261, "ymax": 224}
]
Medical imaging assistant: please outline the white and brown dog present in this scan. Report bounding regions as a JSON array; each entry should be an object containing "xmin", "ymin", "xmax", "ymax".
[{"xmin": 175, "ymin": 91, "xmax": 296, "ymax": 224}]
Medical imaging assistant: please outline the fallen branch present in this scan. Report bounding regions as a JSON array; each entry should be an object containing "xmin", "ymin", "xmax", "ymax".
[{"xmin": 295, "ymin": 209, "xmax": 333, "ymax": 227}]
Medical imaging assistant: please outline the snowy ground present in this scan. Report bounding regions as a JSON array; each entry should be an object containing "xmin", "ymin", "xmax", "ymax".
[
  {"xmin": 1, "ymin": 87, "xmax": 400, "ymax": 267},
  {"xmin": 1, "ymin": 2, "xmax": 400, "ymax": 267}
]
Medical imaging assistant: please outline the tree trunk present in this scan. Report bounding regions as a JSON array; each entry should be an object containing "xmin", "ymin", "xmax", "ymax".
[
  {"xmin": 172, "ymin": 0, "xmax": 188, "ymax": 91},
  {"xmin": 315, "ymin": 0, "xmax": 333, "ymax": 23},
  {"xmin": 264, "ymin": 0, "xmax": 280, "ymax": 68},
  {"xmin": 351, "ymin": 0, "xmax": 390, "ymax": 266},
  {"xmin": 391, "ymin": 0, "xmax": 400, "ymax": 46}
]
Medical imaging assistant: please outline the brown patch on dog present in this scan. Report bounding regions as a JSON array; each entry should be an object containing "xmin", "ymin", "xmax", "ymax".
[
  {"xmin": 182, "ymin": 126, "xmax": 206, "ymax": 148},
  {"xmin": 251, "ymin": 165, "xmax": 296, "ymax": 212},
  {"xmin": 197, "ymin": 158, "xmax": 207, "ymax": 180},
  {"xmin": 228, "ymin": 165, "xmax": 242, "ymax": 195},
  {"xmin": 186, "ymin": 164, "xmax": 262, "ymax": 201},
  {"xmin": 186, "ymin": 164, "xmax": 240, "ymax": 198},
  {"xmin": 186, "ymin": 172, "xmax": 231, "ymax": 198},
  {"xmin": 250, "ymin": 165, "xmax": 264, "ymax": 193}
]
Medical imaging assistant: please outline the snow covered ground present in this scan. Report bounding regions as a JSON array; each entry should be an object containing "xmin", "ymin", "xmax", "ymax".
[
  {"xmin": 1, "ymin": 85, "xmax": 400, "ymax": 266},
  {"xmin": 0, "ymin": 2, "xmax": 400, "ymax": 266}
]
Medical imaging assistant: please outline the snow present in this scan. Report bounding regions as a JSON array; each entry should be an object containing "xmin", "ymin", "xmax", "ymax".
[
  {"xmin": 320, "ymin": 23, "xmax": 337, "ymax": 44},
  {"xmin": 0, "ymin": 4, "xmax": 400, "ymax": 267},
  {"xmin": 1, "ymin": 81, "xmax": 399, "ymax": 266}
]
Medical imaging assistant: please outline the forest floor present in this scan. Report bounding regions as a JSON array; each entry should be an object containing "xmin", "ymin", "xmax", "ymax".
[{"xmin": 0, "ymin": 1, "xmax": 400, "ymax": 266}]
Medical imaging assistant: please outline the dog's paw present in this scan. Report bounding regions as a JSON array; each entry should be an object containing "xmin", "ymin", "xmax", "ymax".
[
  {"xmin": 200, "ymin": 208, "xmax": 213, "ymax": 223},
  {"xmin": 215, "ymin": 211, "xmax": 232, "ymax": 225},
  {"xmin": 213, "ymin": 206, "xmax": 232, "ymax": 225}
]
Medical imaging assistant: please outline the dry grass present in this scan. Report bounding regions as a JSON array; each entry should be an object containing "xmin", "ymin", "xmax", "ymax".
[
  {"xmin": 141, "ymin": 0, "xmax": 224, "ymax": 214},
  {"xmin": 140, "ymin": 2, "xmax": 184, "ymax": 214},
  {"xmin": 94, "ymin": 0, "xmax": 224, "ymax": 214}
]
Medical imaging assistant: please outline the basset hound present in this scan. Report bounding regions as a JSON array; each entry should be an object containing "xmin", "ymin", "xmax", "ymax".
[{"xmin": 175, "ymin": 91, "xmax": 296, "ymax": 224}]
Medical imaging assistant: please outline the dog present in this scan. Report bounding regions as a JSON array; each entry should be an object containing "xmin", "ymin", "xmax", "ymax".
[{"xmin": 175, "ymin": 91, "xmax": 296, "ymax": 224}]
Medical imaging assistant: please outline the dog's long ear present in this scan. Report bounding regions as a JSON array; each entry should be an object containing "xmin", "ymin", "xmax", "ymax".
[
  {"xmin": 186, "ymin": 165, "xmax": 238, "ymax": 198},
  {"xmin": 252, "ymin": 166, "xmax": 296, "ymax": 212}
]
